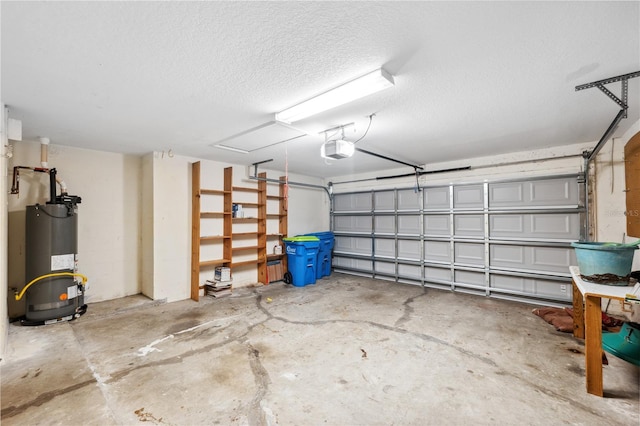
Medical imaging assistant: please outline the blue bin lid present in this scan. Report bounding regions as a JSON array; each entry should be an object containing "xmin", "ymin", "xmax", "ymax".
[
  {"xmin": 283, "ymin": 236, "xmax": 320, "ymax": 242},
  {"xmin": 303, "ymin": 231, "xmax": 334, "ymax": 239}
]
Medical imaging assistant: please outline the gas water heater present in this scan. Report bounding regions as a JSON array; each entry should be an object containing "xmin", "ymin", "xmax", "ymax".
[{"xmin": 21, "ymin": 169, "xmax": 86, "ymax": 325}]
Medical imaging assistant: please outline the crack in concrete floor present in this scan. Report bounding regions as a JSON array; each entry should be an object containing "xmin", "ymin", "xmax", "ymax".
[
  {"xmin": 246, "ymin": 343, "xmax": 272, "ymax": 425},
  {"xmin": 1, "ymin": 378, "xmax": 97, "ymax": 418}
]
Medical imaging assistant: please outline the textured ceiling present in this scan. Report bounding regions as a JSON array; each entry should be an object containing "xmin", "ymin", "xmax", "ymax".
[{"xmin": 2, "ymin": 1, "xmax": 639, "ymax": 178}]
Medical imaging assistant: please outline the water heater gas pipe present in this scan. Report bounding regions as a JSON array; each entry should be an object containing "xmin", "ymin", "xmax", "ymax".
[{"xmin": 14, "ymin": 272, "xmax": 88, "ymax": 301}]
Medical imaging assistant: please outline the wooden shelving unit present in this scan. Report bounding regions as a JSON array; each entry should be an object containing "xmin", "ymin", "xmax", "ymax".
[
  {"xmin": 265, "ymin": 175, "xmax": 288, "ymax": 271},
  {"xmin": 257, "ymin": 172, "xmax": 267, "ymax": 283},
  {"xmin": 191, "ymin": 163, "xmax": 288, "ymax": 300},
  {"xmin": 191, "ymin": 162, "xmax": 232, "ymax": 301}
]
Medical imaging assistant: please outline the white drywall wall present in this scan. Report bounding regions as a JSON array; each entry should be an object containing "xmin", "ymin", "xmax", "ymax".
[
  {"xmin": 149, "ymin": 152, "xmax": 191, "ymax": 301},
  {"xmin": 261, "ymin": 169, "xmax": 330, "ymax": 236},
  {"xmin": 7, "ymin": 140, "xmax": 142, "ymax": 317},
  {"xmin": 593, "ymin": 120, "xmax": 640, "ymax": 271},
  {"xmin": 1, "ymin": 106, "xmax": 9, "ymax": 360},
  {"xmin": 330, "ymin": 142, "xmax": 596, "ymax": 193},
  {"xmin": 141, "ymin": 153, "xmax": 154, "ymax": 299}
]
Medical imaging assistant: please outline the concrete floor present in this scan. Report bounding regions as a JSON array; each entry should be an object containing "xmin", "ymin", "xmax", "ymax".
[{"xmin": 1, "ymin": 273, "xmax": 639, "ymax": 425}]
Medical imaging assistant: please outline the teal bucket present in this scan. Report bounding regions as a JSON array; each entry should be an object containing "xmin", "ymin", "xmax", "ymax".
[
  {"xmin": 602, "ymin": 322, "xmax": 640, "ymax": 366},
  {"xmin": 571, "ymin": 242, "xmax": 637, "ymax": 284}
]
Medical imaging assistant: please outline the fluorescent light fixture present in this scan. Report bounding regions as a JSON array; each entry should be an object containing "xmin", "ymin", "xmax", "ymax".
[
  {"xmin": 321, "ymin": 139, "xmax": 355, "ymax": 159},
  {"xmin": 213, "ymin": 144, "xmax": 249, "ymax": 154},
  {"xmin": 276, "ymin": 68, "xmax": 394, "ymax": 123}
]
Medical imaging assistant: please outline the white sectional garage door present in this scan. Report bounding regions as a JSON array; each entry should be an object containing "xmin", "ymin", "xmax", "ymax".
[{"xmin": 331, "ymin": 174, "xmax": 585, "ymax": 305}]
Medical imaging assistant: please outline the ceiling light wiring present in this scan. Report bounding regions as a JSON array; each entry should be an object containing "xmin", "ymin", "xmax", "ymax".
[{"xmin": 353, "ymin": 113, "xmax": 375, "ymax": 144}]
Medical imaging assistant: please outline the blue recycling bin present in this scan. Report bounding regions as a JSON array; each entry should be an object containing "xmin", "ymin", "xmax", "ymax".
[
  {"xmin": 283, "ymin": 237, "xmax": 320, "ymax": 287},
  {"xmin": 303, "ymin": 231, "xmax": 334, "ymax": 279}
]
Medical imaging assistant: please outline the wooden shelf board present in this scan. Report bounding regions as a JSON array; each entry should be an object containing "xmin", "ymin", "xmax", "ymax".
[
  {"xmin": 234, "ymin": 202, "xmax": 259, "ymax": 207},
  {"xmin": 233, "ymin": 232, "xmax": 257, "ymax": 238},
  {"xmin": 267, "ymin": 254, "xmax": 285, "ymax": 260},
  {"xmin": 200, "ymin": 259, "xmax": 231, "ymax": 267},
  {"xmin": 232, "ymin": 245, "xmax": 260, "ymax": 252},
  {"xmin": 201, "ymin": 189, "xmax": 229, "ymax": 195},
  {"xmin": 231, "ymin": 260, "xmax": 259, "ymax": 268},
  {"xmin": 201, "ymin": 212, "xmax": 230, "ymax": 217},
  {"xmin": 233, "ymin": 218, "xmax": 258, "ymax": 223},
  {"xmin": 200, "ymin": 235, "xmax": 230, "ymax": 241},
  {"xmin": 266, "ymin": 214, "xmax": 281, "ymax": 218},
  {"xmin": 233, "ymin": 186, "xmax": 259, "ymax": 193},
  {"xmin": 266, "ymin": 233, "xmax": 284, "ymax": 237}
]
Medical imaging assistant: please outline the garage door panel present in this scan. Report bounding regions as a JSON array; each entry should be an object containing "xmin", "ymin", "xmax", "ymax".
[
  {"xmin": 454, "ymin": 214, "xmax": 484, "ymax": 237},
  {"xmin": 490, "ymin": 213, "xmax": 580, "ymax": 240},
  {"xmin": 530, "ymin": 245, "xmax": 576, "ymax": 272},
  {"xmin": 333, "ymin": 193, "xmax": 371, "ymax": 212},
  {"xmin": 424, "ymin": 240, "xmax": 450, "ymax": 263},
  {"xmin": 490, "ymin": 274, "xmax": 571, "ymax": 301},
  {"xmin": 398, "ymin": 264, "xmax": 421, "ymax": 279},
  {"xmin": 489, "ymin": 183, "xmax": 523, "ymax": 206},
  {"xmin": 454, "ymin": 270, "xmax": 485, "ymax": 286},
  {"xmin": 374, "ymin": 191, "xmax": 395, "ymax": 210},
  {"xmin": 375, "ymin": 238, "xmax": 395, "ymax": 258},
  {"xmin": 490, "ymin": 244, "xmax": 575, "ymax": 273},
  {"xmin": 375, "ymin": 261, "xmax": 395, "ymax": 275},
  {"xmin": 424, "ymin": 266, "xmax": 451, "ymax": 282},
  {"xmin": 398, "ymin": 239, "xmax": 420, "ymax": 260},
  {"xmin": 424, "ymin": 186, "xmax": 450, "ymax": 210},
  {"xmin": 490, "ymin": 245, "xmax": 525, "ymax": 265},
  {"xmin": 374, "ymin": 215, "xmax": 395, "ymax": 234},
  {"xmin": 398, "ymin": 189, "xmax": 421, "ymax": 211},
  {"xmin": 489, "ymin": 177, "xmax": 579, "ymax": 208},
  {"xmin": 530, "ymin": 214, "xmax": 576, "ymax": 238},
  {"xmin": 453, "ymin": 185, "xmax": 484, "ymax": 209},
  {"xmin": 398, "ymin": 215, "xmax": 421, "ymax": 235},
  {"xmin": 490, "ymin": 215, "xmax": 523, "ymax": 233},
  {"xmin": 424, "ymin": 214, "xmax": 450, "ymax": 235},
  {"xmin": 530, "ymin": 179, "xmax": 575, "ymax": 205},
  {"xmin": 335, "ymin": 236, "xmax": 371, "ymax": 255},
  {"xmin": 454, "ymin": 242, "xmax": 485, "ymax": 265},
  {"xmin": 333, "ymin": 216, "xmax": 351, "ymax": 232},
  {"xmin": 333, "ymin": 256, "xmax": 372, "ymax": 271},
  {"xmin": 334, "ymin": 216, "xmax": 372, "ymax": 233}
]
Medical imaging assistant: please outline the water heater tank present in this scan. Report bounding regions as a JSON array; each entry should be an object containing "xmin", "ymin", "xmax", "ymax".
[{"xmin": 24, "ymin": 203, "xmax": 84, "ymax": 324}]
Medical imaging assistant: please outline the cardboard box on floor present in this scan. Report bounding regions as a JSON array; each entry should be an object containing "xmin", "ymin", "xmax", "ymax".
[{"xmin": 268, "ymin": 261, "xmax": 284, "ymax": 283}]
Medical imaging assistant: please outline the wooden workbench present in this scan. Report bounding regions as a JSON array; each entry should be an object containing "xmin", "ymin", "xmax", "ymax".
[{"xmin": 570, "ymin": 266, "xmax": 635, "ymax": 396}]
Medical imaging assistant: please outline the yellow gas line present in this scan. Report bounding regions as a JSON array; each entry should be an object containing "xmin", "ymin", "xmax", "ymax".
[{"xmin": 15, "ymin": 272, "xmax": 88, "ymax": 301}]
